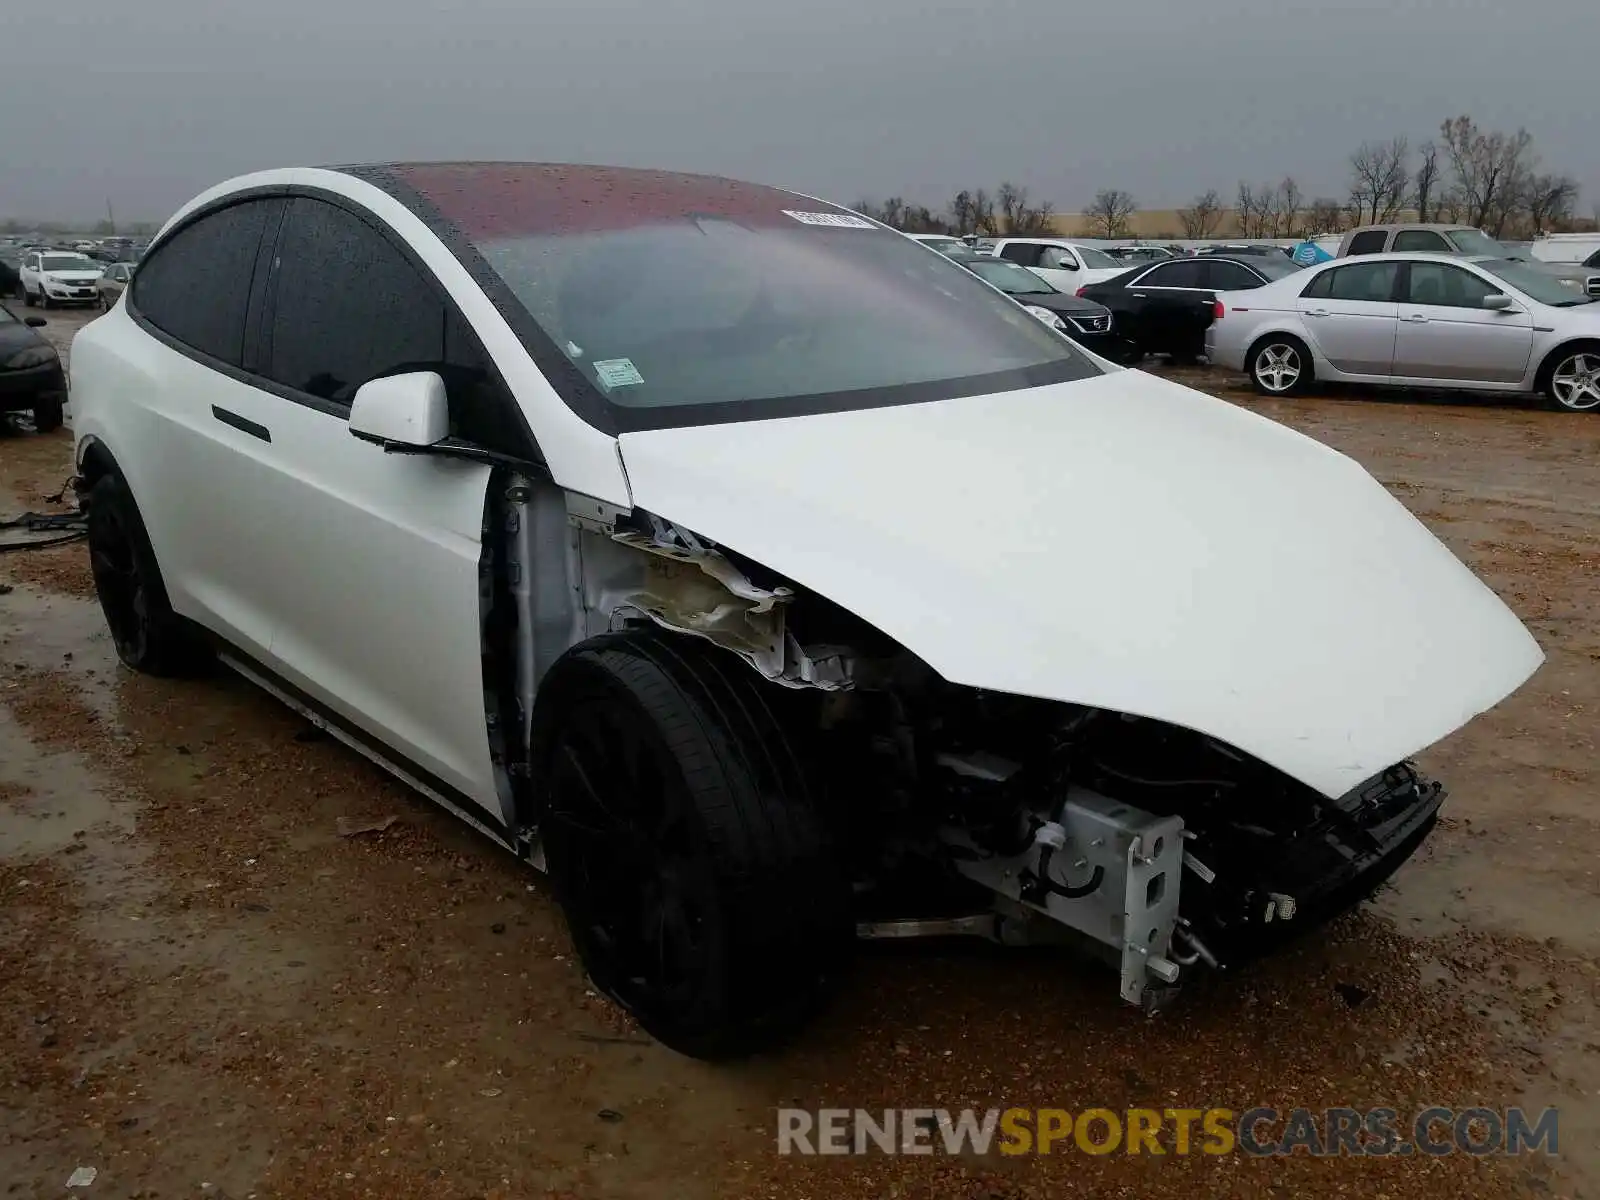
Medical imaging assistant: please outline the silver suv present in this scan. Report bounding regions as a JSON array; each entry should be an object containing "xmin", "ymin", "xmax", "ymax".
[{"xmin": 1339, "ymin": 223, "xmax": 1600, "ymax": 297}]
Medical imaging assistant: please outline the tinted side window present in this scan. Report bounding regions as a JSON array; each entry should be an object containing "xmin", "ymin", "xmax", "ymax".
[
  {"xmin": 1323, "ymin": 262, "xmax": 1400, "ymax": 302},
  {"xmin": 1346, "ymin": 230, "xmax": 1388, "ymax": 255},
  {"xmin": 132, "ymin": 200, "xmax": 274, "ymax": 366},
  {"xmin": 264, "ymin": 199, "xmax": 443, "ymax": 407},
  {"xmin": 1137, "ymin": 260, "xmax": 1205, "ymax": 288},
  {"xmin": 1584, "ymin": 250, "xmax": 1600, "ymax": 269},
  {"xmin": 1204, "ymin": 261, "xmax": 1263, "ymax": 290},
  {"xmin": 1404, "ymin": 262, "xmax": 1501, "ymax": 308},
  {"xmin": 1392, "ymin": 229, "xmax": 1451, "ymax": 252},
  {"xmin": 1300, "ymin": 269, "xmax": 1333, "ymax": 299},
  {"xmin": 999, "ymin": 242, "xmax": 1041, "ymax": 267}
]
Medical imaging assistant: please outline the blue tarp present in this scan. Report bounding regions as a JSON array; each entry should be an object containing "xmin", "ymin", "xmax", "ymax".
[{"xmin": 1292, "ymin": 241, "xmax": 1335, "ymax": 266}]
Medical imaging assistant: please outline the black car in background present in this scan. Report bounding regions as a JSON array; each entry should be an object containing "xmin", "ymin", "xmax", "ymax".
[
  {"xmin": 0, "ymin": 302, "xmax": 67, "ymax": 432},
  {"xmin": 946, "ymin": 251, "xmax": 1136, "ymax": 361},
  {"xmin": 1077, "ymin": 254, "xmax": 1301, "ymax": 362}
]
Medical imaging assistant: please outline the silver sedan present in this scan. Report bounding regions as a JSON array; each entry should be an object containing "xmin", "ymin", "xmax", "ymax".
[
  {"xmin": 1206, "ymin": 252, "xmax": 1600, "ymax": 412},
  {"xmin": 95, "ymin": 262, "xmax": 133, "ymax": 310}
]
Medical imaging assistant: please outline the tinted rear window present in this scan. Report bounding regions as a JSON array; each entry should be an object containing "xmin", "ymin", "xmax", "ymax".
[{"xmin": 133, "ymin": 199, "xmax": 275, "ymax": 366}]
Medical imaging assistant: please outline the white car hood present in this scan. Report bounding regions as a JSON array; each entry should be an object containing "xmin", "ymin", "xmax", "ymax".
[{"xmin": 617, "ymin": 370, "xmax": 1543, "ymax": 799}]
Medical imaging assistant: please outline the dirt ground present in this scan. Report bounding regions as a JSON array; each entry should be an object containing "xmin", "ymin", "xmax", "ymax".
[{"xmin": 3, "ymin": 306, "xmax": 1598, "ymax": 1199}]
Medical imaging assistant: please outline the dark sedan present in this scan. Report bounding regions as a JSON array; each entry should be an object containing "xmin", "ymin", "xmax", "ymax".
[
  {"xmin": 948, "ymin": 251, "xmax": 1136, "ymax": 361},
  {"xmin": 0, "ymin": 302, "xmax": 66, "ymax": 432},
  {"xmin": 1077, "ymin": 254, "xmax": 1301, "ymax": 362}
]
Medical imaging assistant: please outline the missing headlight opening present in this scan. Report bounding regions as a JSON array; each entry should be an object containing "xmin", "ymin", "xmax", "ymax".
[{"xmin": 493, "ymin": 472, "xmax": 1449, "ymax": 1020}]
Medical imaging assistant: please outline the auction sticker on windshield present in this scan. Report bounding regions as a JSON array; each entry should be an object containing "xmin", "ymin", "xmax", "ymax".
[
  {"xmin": 593, "ymin": 358, "xmax": 645, "ymax": 389},
  {"xmin": 782, "ymin": 210, "xmax": 876, "ymax": 229}
]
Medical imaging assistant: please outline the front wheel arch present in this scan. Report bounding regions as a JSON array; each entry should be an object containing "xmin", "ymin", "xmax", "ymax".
[
  {"xmin": 77, "ymin": 437, "xmax": 121, "ymax": 490},
  {"xmin": 1535, "ymin": 340, "xmax": 1600, "ymax": 412}
]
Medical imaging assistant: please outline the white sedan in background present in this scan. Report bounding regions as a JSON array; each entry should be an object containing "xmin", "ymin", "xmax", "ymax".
[{"xmin": 1207, "ymin": 252, "xmax": 1600, "ymax": 411}]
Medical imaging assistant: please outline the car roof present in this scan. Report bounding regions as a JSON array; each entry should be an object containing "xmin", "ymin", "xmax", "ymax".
[
  {"xmin": 329, "ymin": 161, "xmax": 834, "ymax": 238},
  {"xmin": 1345, "ymin": 223, "xmax": 1478, "ymax": 234}
]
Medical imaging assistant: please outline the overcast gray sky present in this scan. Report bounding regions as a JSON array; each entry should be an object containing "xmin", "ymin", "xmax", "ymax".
[{"xmin": 2, "ymin": 0, "xmax": 1593, "ymax": 225}]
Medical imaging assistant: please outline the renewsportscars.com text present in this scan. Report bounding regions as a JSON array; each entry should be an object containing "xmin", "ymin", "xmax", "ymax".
[{"xmin": 776, "ymin": 1106, "xmax": 1559, "ymax": 1157}]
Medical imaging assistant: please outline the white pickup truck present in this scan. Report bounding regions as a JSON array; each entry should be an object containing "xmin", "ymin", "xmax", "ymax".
[
  {"xmin": 988, "ymin": 238, "xmax": 1130, "ymax": 292},
  {"xmin": 1529, "ymin": 233, "xmax": 1600, "ymax": 271}
]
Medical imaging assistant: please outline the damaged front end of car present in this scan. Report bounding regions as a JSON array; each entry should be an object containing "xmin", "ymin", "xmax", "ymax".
[{"xmin": 495, "ymin": 479, "xmax": 1459, "ymax": 1012}]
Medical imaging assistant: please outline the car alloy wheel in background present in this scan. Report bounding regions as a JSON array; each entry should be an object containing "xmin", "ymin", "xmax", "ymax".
[
  {"xmin": 1548, "ymin": 351, "xmax": 1600, "ymax": 412},
  {"xmin": 1251, "ymin": 339, "xmax": 1307, "ymax": 396}
]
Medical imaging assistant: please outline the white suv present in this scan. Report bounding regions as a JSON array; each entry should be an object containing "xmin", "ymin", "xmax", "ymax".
[
  {"xmin": 19, "ymin": 250, "xmax": 103, "ymax": 307},
  {"xmin": 67, "ymin": 162, "xmax": 1541, "ymax": 1057},
  {"xmin": 988, "ymin": 238, "xmax": 1130, "ymax": 291}
]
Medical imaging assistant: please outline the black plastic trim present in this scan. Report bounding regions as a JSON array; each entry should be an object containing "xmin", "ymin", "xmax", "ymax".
[
  {"xmin": 211, "ymin": 637, "xmax": 518, "ymax": 848},
  {"xmin": 211, "ymin": 405, "xmax": 271, "ymax": 442}
]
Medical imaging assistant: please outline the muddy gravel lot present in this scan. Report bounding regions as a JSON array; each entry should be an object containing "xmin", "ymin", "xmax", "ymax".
[{"xmin": 3, "ymin": 306, "xmax": 1598, "ymax": 1199}]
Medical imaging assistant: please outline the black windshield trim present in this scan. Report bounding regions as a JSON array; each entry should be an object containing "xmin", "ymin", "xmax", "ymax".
[{"xmin": 338, "ymin": 165, "xmax": 1102, "ymax": 434}]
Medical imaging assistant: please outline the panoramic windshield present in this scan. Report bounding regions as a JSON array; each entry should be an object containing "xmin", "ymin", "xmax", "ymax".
[
  {"xmin": 1446, "ymin": 229, "xmax": 1506, "ymax": 257},
  {"xmin": 1477, "ymin": 259, "xmax": 1596, "ymax": 306},
  {"xmin": 965, "ymin": 258, "xmax": 1055, "ymax": 294},
  {"xmin": 42, "ymin": 255, "xmax": 94, "ymax": 272},
  {"xmin": 478, "ymin": 222, "xmax": 1091, "ymax": 415},
  {"xmin": 371, "ymin": 163, "xmax": 1102, "ymax": 432},
  {"xmin": 1074, "ymin": 245, "xmax": 1121, "ymax": 269}
]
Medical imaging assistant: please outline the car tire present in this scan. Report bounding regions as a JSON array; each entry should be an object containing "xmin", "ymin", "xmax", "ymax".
[
  {"xmin": 22, "ymin": 285, "xmax": 35, "ymax": 307},
  {"xmin": 530, "ymin": 629, "xmax": 851, "ymax": 1060},
  {"xmin": 38, "ymin": 292, "xmax": 52, "ymax": 310},
  {"xmin": 86, "ymin": 471, "xmax": 212, "ymax": 676},
  {"xmin": 1248, "ymin": 334, "xmax": 1312, "ymax": 397},
  {"xmin": 1537, "ymin": 342, "xmax": 1600, "ymax": 413},
  {"xmin": 32, "ymin": 398, "xmax": 63, "ymax": 433}
]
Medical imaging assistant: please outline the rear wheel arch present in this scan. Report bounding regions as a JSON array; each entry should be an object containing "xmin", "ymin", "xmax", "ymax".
[{"xmin": 1246, "ymin": 331, "xmax": 1314, "ymax": 396}]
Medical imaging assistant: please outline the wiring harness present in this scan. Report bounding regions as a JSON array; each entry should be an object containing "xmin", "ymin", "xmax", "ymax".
[{"xmin": 0, "ymin": 476, "xmax": 86, "ymax": 553}]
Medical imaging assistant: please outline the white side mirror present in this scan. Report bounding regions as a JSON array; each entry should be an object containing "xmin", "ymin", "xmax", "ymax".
[{"xmin": 349, "ymin": 371, "xmax": 448, "ymax": 448}]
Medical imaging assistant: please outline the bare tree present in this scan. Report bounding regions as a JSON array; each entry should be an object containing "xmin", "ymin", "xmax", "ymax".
[
  {"xmin": 1523, "ymin": 174, "xmax": 1579, "ymax": 236},
  {"xmin": 1271, "ymin": 176, "xmax": 1303, "ymax": 238},
  {"xmin": 1348, "ymin": 138, "xmax": 1409, "ymax": 225},
  {"xmin": 971, "ymin": 188, "xmax": 999, "ymax": 236},
  {"xmin": 1085, "ymin": 188, "xmax": 1138, "ymax": 238},
  {"xmin": 1307, "ymin": 197, "xmax": 1346, "ymax": 235},
  {"xmin": 1413, "ymin": 141, "xmax": 1440, "ymax": 223},
  {"xmin": 1234, "ymin": 182, "xmax": 1261, "ymax": 237},
  {"xmin": 1439, "ymin": 114, "xmax": 1534, "ymax": 233},
  {"xmin": 947, "ymin": 190, "xmax": 979, "ymax": 235},
  {"xmin": 1178, "ymin": 189, "xmax": 1224, "ymax": 238}
]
